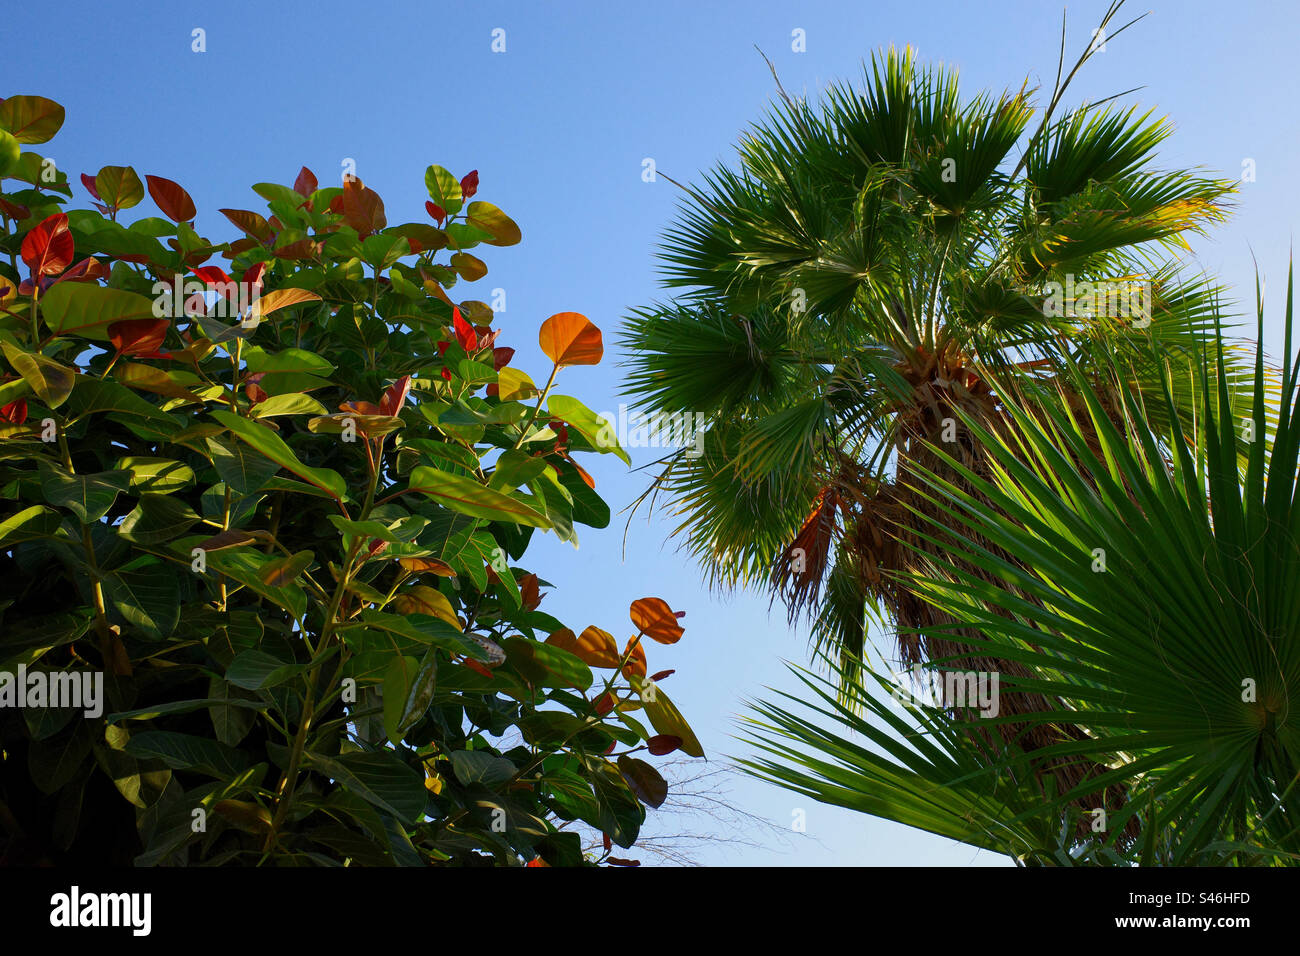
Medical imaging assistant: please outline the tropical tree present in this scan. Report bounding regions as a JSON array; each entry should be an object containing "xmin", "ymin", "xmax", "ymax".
[
  {"xmin": 741, "ymin": 274, "xmax": 1299, "ymax": 865},
  {"xmin": 0, "ymin": 93, "xmax": 705, "ymax": 866},
  {"xmin": 622, "ymin": 3, "xmax": 1251, "ymax": 798}
]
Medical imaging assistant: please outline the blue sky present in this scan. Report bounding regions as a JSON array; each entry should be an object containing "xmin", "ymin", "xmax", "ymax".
[{"xmin": 11, "ymin": 0, "xmax": 1299, "ymax": 864}]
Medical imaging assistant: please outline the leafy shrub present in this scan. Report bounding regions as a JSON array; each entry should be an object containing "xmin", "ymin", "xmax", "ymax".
[{"xmin": 0, "ymin": 94, "xmax": 702, "ymax": 866}]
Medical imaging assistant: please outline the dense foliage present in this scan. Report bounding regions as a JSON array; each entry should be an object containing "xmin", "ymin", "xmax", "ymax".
[
  {"xmin": 744, "ymin": 282, "xmax": 1299, "ymax": 864},
  {"xmin": 0, "ymin": 93, "xmax": 702, "ymax": 866}
]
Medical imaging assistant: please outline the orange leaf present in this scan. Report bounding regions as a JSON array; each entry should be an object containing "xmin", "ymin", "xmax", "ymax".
[
  {"xmin": 547, "ymin": 626, "xmax": 621, "ymax": 668},
  {"xmin": 250, "ymin": 288, "xmax": 322, "ymax": 320},
  {"xmin": 399, "ymin": 557, "xmax": 457, "ymax": 576},
  {"xmin": 622, "ymin": 636, "xmax": 647, "ymax": 680},
  {"xmin": 108, "ymin": 318, "xmax": 169, "ymax": 356},
  {"xmin": 520, "ymin": 572, "xmax": 541, "ymax": 610},
  {"xmin": 538, "ymin": 312, "xmax": 603, "ymax": 367},
  {"xmin": 630, "ymin": 597, "xmax": 684, "ymax": 644}
]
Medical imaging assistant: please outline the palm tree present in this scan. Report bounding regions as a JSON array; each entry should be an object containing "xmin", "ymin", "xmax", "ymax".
[
  {"xmin": 740, "ymin": 272, "xmax": 1299, "ymax": 864},
  {"xmin": 622, "ymin": 5, "xmax": 1253, "ymax": 797}
]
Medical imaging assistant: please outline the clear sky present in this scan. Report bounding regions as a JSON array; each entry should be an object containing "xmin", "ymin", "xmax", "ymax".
[{"xmin": 10, "ymin": 0, "xmax": 1299, "ymax": 864}]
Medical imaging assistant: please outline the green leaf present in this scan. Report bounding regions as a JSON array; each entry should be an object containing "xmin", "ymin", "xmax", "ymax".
[
  {"xmin": 588, "ymin": 758, "xmax": 644, "ymax": 848},
  {"xmin": 465, "ymin": 201, "xmax": 521, "ymax": 247},
  {"xmin": 361, "ymin": 233, "xmax": 410, "ymax": 270},
  {"xmin": 115, "ymin": 456, "xmax": 195, "ymax": 494},
  {"xmin": 211, "ymin": 411, "xmax": 347, "ymax": 501},
  {"xmin": 617, "ymin": 755, "xmax": 668, "ymax": 808},
  {"xmin": 206, "ymin": 434, "xmax": 281, "ymax": 495},
  {"xmin": 37, "ymin": 461, "xmax": 130, "ymax": 523},
  {"xmin": 0, "ymin": 505, "xmax": 64, "ymax": 547},
  {"xmin": 250, "ymin": 392, "xmax": 328, "ymax": 418},
  {"xmin": 124, "ymin": 731, "xmax": 249, "ymax": 778},
  {"xmin": 555, "ymin": 462, "xmax": 610, "ymax": 529},
  {"xmin": 65, "ymin": 377, "xmax": 178, "ymax": 425},
  {"xmin": 408, "ymin": 465, "xmax": 550, "ymax": 528},
  {"xmin": 638, "ymin": 682, "xmax": 704, "ymax": 757},
  {"xmin": 2, "ymin": 341, "xmax": 76, "ymax": 408},
  {"xmin": 546, "ymin": 394, "xmax": 630, "ymax": 464},
  {"xmin": 450, "ymin": 750, "xmax": 516, "ymax": 787},
  {"xmin": 104, "ymin": 562, "xmax": 181, "ymax": 639},
  {"xmin": 0, "ymin": 95, "xmax": 66, "ymax": 144},
  {"xmin": 503, "ymin": 636, "xmax": 593, "ymax": 690},
  {"xmin": 488, "ymin": 449, "xmax": 547, "ymax": 491},
  {"xmin": 325, "ymin": 514, "xmax": 428, "ymax": 546},
  {"xmin": 424, "ymin": 165, "xmax": 464, "ymax": 216},
  {"xmin": 0, "ymin": 129, "xmax": 19, "ymax": 177},
  {"xmin": 225, "ymin": 650, "xmax": 308, "ymax": 690},
  {"xmin": 28, "ymin": 722, "xmax": 91, "ymax": 794},
  {"xmin": 107, "ymin": 697, "xmax": 267, "ymax": 724},
  {"xmin": 302, "ymin": 750, "xmax": 427, "ymax": 824},
  {"xmin": 383, "ymin": 648, "xmax": 439, "ymax": 745},
  {"xmin": 340, "ymin": 609, "xmax": 483, "ymax": 658},
  {"xmin": 202, "ymin": 549, "xmax": 308, "ymax": 621},
  {"xmin": 118, "ymin": 493, "xmax": 200, "ymax": 545},
  {"xmin": 252, "ymin": 182, "xmax": 305, "ymax": 206},
  {"xmin": 40, "ymin": 284, "xmax": 158, "ymax": 341},
  {"xmin": 260, "ymin": 550, "xmax": 314, "ymax": 587},
  {"xmin": 95, "ymin": 165, "xmax": 145, "ymax": 211}
]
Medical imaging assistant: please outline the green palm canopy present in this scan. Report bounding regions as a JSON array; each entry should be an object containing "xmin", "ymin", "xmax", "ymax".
[{"xmin": 623, "ymin": 24, "xmax": 1250, "ymax": 707}]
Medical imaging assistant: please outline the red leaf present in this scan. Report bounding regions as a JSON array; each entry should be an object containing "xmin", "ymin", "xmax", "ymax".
[
  {"xmin": 463, "ymin": 659, "xmax": 493, "ymax": 679},
  {"xmin": 80, "ymin": 173, "xmax": 101, "ymax": 200},
  {"xmin": 191, "ymin": 264, "xmax": 232, "ymax": 286},
  {"xmin": 524, "ymin": 857, "xmax": 548, "ymax": 867},
  {"xmin": 0, "ymin": 399, "xmax": 27, "ymax": 425},
  {"xmin": 339, "ymin": 177, "xmax": 386, "ymax": 237},
  {"xmin": 452, "ymin": 308, "xmax": 477, "ymax": 352},
  {"xmin": 567, "ymin": 458, "xmax": 596, "ymax": 490},
  {"xmin": 647, "ymin": 734, "xmax": 681, "ymax": 756},
  {"xmin": 145, "ymin": 175, "xmax": 196, "ymax": 222},
  {"xmin": 20, "ymin": 212, "xmax": 74, "ymax": 277},
  {"xmin": 366, "ymin": 538, "xmax": 389, "ymax": 560},
  {"xmin": 272, "ymin": 238, "xmax": 319, "ymax": 260},
  {"xmin": 606, "ymin": 857, "xmax": 641, "ymax": 867},
  {"xmin": 243, "ymin": 261, "xmax": 266, "ymax": 297},
  {"xmin": 293, "ymin": 166, "xmax": 318, "ymax": 199},
  {"xmin": 0, "ymin": 196, "xmax": 29, "ymax": 219},
  {"xmin": 649, "ymin": 669, "xmax": 675, "ymax": 682},
  {"xmin": 602, "ymin": 833, "xmax": 612, "ymax": 852},
  {"xmin": 460, "ymin": 170, "xmax": 479, "ymax": 199},
  {"xmin": 440, "ymin": 367, "xmax": 452, "ymax": 381},
  {"xmin": 486, "ymin": 384, "xmax": 499, "ymax": 398},
  {"xmin": 109, "ymin": 318, "xmax": 169, "ymax": 356},
  {"xmin": 425, "ymin": 201, "xmax": 446, "ymax": 225},
  {"xmin": 436, "ymin": 340, "xmax": 451, "ymax": 357},
  {"xmin": 594, "ymin": 692, "xmax": 617, "ymax": 716},
  {"xmin": 493, "ymin": 346, "xmax": 515, "ymax": 371},
  {"xmin": 245, "ymin": 381, "xmax": 268, "ymax": 405},
  {"xmin": 380, "ymin": 374, "xmax": 411, "ymax": 416}
]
